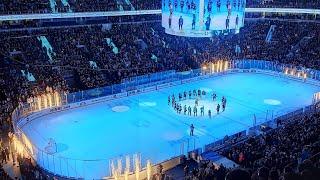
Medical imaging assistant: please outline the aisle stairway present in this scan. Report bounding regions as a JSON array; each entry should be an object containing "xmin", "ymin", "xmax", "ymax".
[
  {"xmin": 60, "ymin": 0, "xmax": 73, "ymax": 12},
  {"xmin": 21, "ymin": 70, "xmax": 36, "ymax": 82},
  {"xmin": 116, "ymin": 0, "xmax": 132, "ymax": 10},
  {"xmin": 37, "ymin": 36, "xmax": 55, "ymax": 63},
  {"xmin": 89, "ymin": 61, "xmax": 98, "ymax": 69},
  {"xmin": 266, "ymin": 25, "xmax": 276, "ymax": 43},
  {"xmin": 49, "ymin": 0, "xmax": 57, "ymax": 13},
  {"xmin": 124, "ymin": 0, "xmax": 136, "ymax": 10},
  {"xmin": 105, "ymin": 38, "xmax": 119, "ymax": 54},
  {"xmin": 201, "ymin": 151, "xmax": 239, "ymax": 168},
  {"xmin": 48, "ymin": 0, "xmax": 72, "ymax": 13}
]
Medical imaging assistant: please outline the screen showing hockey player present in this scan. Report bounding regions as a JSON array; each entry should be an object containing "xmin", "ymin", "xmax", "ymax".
[{"xmin": 162, "ymin": 0, "xmax": 246, "ymax": 37}]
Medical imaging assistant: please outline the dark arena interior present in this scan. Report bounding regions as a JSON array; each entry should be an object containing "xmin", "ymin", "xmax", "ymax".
[{"xmin": 1, "ymin": 0, "xmax": 320, "ymax": 180}]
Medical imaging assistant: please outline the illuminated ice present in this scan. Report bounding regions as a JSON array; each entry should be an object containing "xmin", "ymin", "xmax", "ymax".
[{"xmin": 21, "ymin": 73, "xmax": 320, "ymax": 179}]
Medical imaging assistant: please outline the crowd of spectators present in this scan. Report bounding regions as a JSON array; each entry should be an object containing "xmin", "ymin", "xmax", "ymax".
[
  {"xmin": 0, "ymin": 16, "xmax": 320, "ymax": 178},
  {"xmin": 247, "ymin": 0, "xmax": 320, "ymax": 9},
  {"xmin": 0, "ymin": 0, "xmax": 155, "ymax": 14},
  {"xmin": 183, "ymin": 160, "xmax": 230, "ymax": 180},
  {"xmin": 1, "ymin": 0, "xmax": 320, "ymax": 15},
  {"xmin": 222, "ymin": 113, "xmax": 320, "ymax": 179},
  {"xmin": 0, "ymin": 30, "xmax": 67, "ymax": 128},
  {"xmin": 0, "ymin": 0, "xmax": 50, "ymax": 14},
  {"xmin": 178, "ymin": 112, "xmax": 320, "ymax": 180},
  {"xmin": 0, "ymin": 19, "xmax": 319, "ymax": 113},
  {"xmin": 0, "ymin": 136, "xmax": 11, "ymax": 180},
  {"xmin": 0, "ymin": 130, "xmax": 52, "ymax": 179},
  {"xmin": 0, "ymin": 27, "xmax": 67, "ymax": 179},
  {"xmin": 131, "ymin": 0, "xmax": 161, "ymax": 10},
  {"xmin": 67, "ymin": 0, "xmax": 118, "ymax": 12},
  {"xmin": 0, "ymin": 167, "xmax": 11, "ymax": 180}
]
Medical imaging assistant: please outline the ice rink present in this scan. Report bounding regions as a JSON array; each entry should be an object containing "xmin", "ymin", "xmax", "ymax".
[{"xmin": 21, "ymin": 72, "xmax": 320, "ymax": 178}]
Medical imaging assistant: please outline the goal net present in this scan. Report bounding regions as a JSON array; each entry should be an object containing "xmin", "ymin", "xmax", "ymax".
[{"xmin": 45, "ymin": 138, "xmax": 57, "ymax": 154}]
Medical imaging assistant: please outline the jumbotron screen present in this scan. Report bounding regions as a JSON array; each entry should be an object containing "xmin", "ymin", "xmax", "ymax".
[{"xmin": 162, "ymin": 0, "xmax": 246, "ymax": 37}]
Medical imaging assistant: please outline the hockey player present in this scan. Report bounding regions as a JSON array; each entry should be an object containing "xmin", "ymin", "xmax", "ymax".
[
  {"xmin": 193, "ymin": 106, "xmax": 198, "ymax": 116},
  {"xmin": 202, "ymin": 90, "xmax": 206, "ymax": 96},
  {"xmin": 216, "ymin": 104, "xmax": 220, "ymax": 114},
  {"xmin": 188, "ymin": 106, "xmax": 192, "ymax": 116},
  {"xmin": 200, "ymin": 106, "xmax": 205, "ymax": 116},
  {"xmin": 217, "ymin": 0, "xmax": 221, "ymax": 12},
  {"xmin": 208, "ymin": 109, "xmax": 212, "ymax": 118},
  {"xmin": 207, "ymin": 0, "xmax": 212, "ymax": 13},
  {"xmin": 172, "ymin": 94, "xmax": 175, "ymax": 104},
  {"xmin": 187, "ymin": 0, "xmax": 191, "ymax": 11},
  {"xmin": 212, "ymin": 93, "xmax": 217, "ymax": 101},
  {"xmin": 222, "ymin": 96, "xmax": 227, "ymax": 107},
  {"xmin": 180, "ymin": 0, "xmax": 184, "ymax": 12},
  {"xmin": 193, "ymin": 89, "xmax": 197, "ymax": 96},
  {"xmin": 190, "ymin": 124, "xmax": 194, "ymax": 136},
  {"xmin": 227, "ymin": 0, "xmax": 232, "ymax": 16}
]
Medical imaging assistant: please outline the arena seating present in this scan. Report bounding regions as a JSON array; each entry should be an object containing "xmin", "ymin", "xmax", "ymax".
[
  {"xmin": 131, "ymin": 0, "xmax": 161, "ymax": 10},
  {"xmin": 67, "ymin": 0, "xmax": 118, "ymax": 12},
  {"xmin": 246, "ymin": 0, "xmax": 320, "ymax": 9},
  {"xmin": 163, "ymin": 112, "xmax": 320, "ymax": 180},
  {"xmin": 0, "ymin": 19, "xmax": 319, "ymax": 114},
  {"xmin": 1, "ymin": 11, "xmax": 320, "ymax": 179},
  {"xmin": 0, "ymin": 0, "xmax": 156, "ymax": 14},
  {"xmin": 0, "ymin": 0, "xmax": 51, "ymax": 14}
]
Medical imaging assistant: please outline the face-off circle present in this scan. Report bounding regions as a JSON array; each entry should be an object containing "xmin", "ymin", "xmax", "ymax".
[
  {"xmin": 111, "ymin": 105, "xmax": 130, "ymax": 112},
  {"xmin": 263, "ymin": 99, "xmax": 281, "ymax": 106},
  {"xmin": 168, "ymin": 89, "xmax": 227, "ymax": 118}
]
